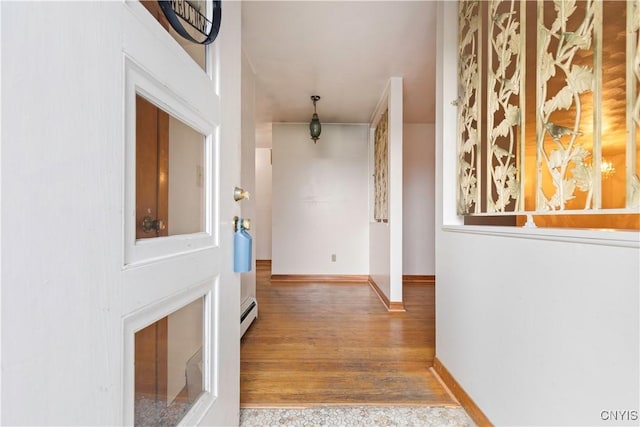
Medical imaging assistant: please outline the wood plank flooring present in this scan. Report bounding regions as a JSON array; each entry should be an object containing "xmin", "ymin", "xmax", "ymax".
[{"xmin": 240, "ymin": 263, "xmax": 457, "ymax": 407}]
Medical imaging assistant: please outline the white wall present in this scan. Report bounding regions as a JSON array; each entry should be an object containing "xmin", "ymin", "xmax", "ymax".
[
  {"xmin": 272, "ymin": 124, "xmax": 369, "ymax": 275},
  {"xmin": 167, "ymin": 298, "xmax": 203, "ymax": 402},
  {"xmin": 369, "ymin": 78, "xmax": 403, "ymax": 302},
  {"xmin": 2, "ymin": 4, "xmax": 124, "ymax": 424},
  {"xmin": 169, "ymin": 116, "xmax": 205, "ymax": 235},
  {"xmin": 241, "ymin": 51, "xmax": 256, "ymax": 303},
  {"xmin": 369, "ymin": 222, "xmax": 390, "ymax": 286},
  {"xmin": 403, "ymin": 123, "xmax": 435, "ymax": 276},
  {"xmin": 255, "ymin": 148, "xmax": 272, "ymax": 260},
  {"xmin": 435, "ymin": 3, "xmax": 639, "ymax": 426}
]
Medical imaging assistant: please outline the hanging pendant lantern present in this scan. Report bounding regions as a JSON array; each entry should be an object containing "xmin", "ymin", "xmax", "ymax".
[{"xmin": 309, "ymin": 95, "xmax": 322, "ymax": 143}]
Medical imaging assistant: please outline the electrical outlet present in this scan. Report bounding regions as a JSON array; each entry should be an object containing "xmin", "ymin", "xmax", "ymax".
[{"xmin": 331, "ymin": 254, "xmax": 336, "ymax": 262}]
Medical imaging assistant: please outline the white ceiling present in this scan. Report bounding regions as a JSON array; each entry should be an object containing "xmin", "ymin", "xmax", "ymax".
[{"xmin": 241, "ymin": 0, "xmax": 438, "ymax": 135}]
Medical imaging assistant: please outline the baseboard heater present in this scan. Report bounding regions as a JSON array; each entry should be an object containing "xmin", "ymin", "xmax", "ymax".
[{"xmin": 240, "ymin": 297, "xmax": 258, "ymax": 337}]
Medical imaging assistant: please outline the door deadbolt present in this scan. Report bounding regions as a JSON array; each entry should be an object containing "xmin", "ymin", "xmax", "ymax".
[{"xmin": 233, "ymin": 216, "xmax": 251, "ymax": 231}]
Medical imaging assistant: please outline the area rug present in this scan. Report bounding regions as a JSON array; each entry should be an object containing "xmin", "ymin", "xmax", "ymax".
[
  {"xmin": 135, "ymin": 397, "xmax": 191, "ymax": 427},
  {"xmin": 240, "ymin": 406, "xmax": 475, "ymax": 427}
]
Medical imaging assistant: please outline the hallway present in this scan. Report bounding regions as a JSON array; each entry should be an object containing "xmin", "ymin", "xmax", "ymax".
[{"xmin": 240, "ymin": 263, "xmax": 456, "ymax": 407}]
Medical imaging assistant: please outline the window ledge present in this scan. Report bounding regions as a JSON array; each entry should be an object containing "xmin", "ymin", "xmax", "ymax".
[{"xmin": 441, "ymin": 225, "xmax": 640, "ymax": 248}]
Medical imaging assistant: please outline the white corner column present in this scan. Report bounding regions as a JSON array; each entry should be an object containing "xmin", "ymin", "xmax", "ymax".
[
  {"xmin": 369, "ymin": 77, "xmax": 404, "ymax": 308},
  {"xmin": 388, "ymin": 77, "xmax": 403, "ymax": 303}
]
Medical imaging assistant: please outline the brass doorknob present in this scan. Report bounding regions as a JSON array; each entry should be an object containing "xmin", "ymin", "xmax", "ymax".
[{"xmin": 142, "ymin": 216, "xmax": 166, "ymax": 233}]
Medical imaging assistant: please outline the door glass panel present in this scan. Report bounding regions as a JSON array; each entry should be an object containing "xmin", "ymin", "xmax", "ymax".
[
  {"xmin": 134, "ymin": 298, "xmax": 205, "ymax": 427},
  {"xmin": 140, "ymin": 0, "xmax": 207, "ymax": 71},
  {"xmin": 136, "ymin": 94, "xmax": 206, "ymax": 240}
]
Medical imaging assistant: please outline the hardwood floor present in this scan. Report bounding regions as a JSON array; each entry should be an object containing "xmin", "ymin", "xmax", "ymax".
[{"xmin": 240, "ymin": 263, "xmax": 457, "ymax": 407}]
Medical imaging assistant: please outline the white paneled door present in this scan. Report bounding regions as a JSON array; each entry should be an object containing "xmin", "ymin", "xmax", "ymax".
[
  {"xmin": 1, "ymin": 1, "xmax": 241, "ymax": 425},
  {"xmin": 120, "ymin": 2, "xmax": 242, "ymax": 426}
]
